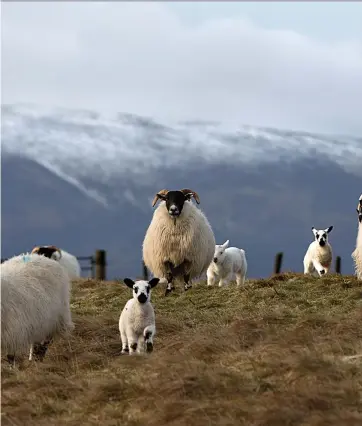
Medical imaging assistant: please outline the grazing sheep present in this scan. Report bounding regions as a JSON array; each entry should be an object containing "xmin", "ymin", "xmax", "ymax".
[
  {"xmin": 207, "ymin": 240, "xmax": 248, "ymax": 287},
  {"xmin": 1, "ymin": 253, "xmax": 74, "ymax": 365},
  {"xmin": 119, "ymin": 278, "xmax": 160, "ymax": 355},
  {"xmin": 31, "ymin": 245, "xmax": 81, "ymax": 279},
  {"xmin": 303, "ymin": 226, "xmax": 334, "ymax": 277},
  {"xmin": 142, "ymin": 188, "xmax": 215, "ymax": 296},
  {"xmin": 352, "ymin": 194, "xmax": 362, "ymax": 280}
]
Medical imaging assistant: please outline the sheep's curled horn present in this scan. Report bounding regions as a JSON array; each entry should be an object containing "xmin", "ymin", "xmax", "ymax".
[
  {"xmin": 151, "ymin": 189, "xmax": 169, "ymax": 207},
  {"xmin": 151, "ymin": 189, "xmax": 201, "ymax": 207},
  {"xmin": 180, "ymin": 189, "xmax": 200, "ymax": 204}
]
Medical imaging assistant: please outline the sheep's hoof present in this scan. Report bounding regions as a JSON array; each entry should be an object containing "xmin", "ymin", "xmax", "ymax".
[
  {"xmin": 121, "ymin": 347, "xmax": 129, "ymax": 354},
  {"xmin": 146, "ymin": 342, "xmax": 154, "ymax": 353},
  {"xmin": 165, "ymin": 288, "xmax": 172, "ymax": 296}
]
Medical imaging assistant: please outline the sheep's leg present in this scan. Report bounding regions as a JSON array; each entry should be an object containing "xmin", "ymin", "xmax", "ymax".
[
  {"xmin": 312, "ymin": 260, "xmax": 326, "ymax": 276},
  {"xmin": 29, "ymin": 344, "xmax": 34, "ymax": 361},
  {"xmin": 144, "ymin": 328, "xmax": 155, "ymax": 353},
  {"xmin": 32, "ymin": 337, "xmax": 53, "ymax": 361},
  {"xmin": 164, "ymin": 261, "xmax": 175, "ymax": 296},
  {"xmin": 7, "ymin": 354, "xmax": 16, "ymax": 368},
  {"xmin": 120, "ymin": 328, "xmax": 129, "ymax": 354},
  {"xmin": 207, "ymin": 271, "xmax": 216, "ymax": 286},
  {"xmin": 127, "ymin": 329, "xmax": 139, "ymax": 355},
  {"xmin": 236, "ymin": 272, "xmax": 245, "ymax": 286},
  {"xmin": 184, "ymin": 273, "xmax": 192, "ymax": 291},
  {"xmin": 219, "ymin": 273, "xmax": 231, "ymax": 287}
]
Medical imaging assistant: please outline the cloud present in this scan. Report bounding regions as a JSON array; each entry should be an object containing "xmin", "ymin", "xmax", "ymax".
[{"xmin": 2, "ymin": 2, "xmax": 362, "ymax": 134}]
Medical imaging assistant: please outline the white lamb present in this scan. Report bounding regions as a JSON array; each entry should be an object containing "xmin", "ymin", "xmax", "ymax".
[
  {"xmin": 142, "ymin": 188, "xmax": 215, "ymax": 296},
  {"xmin": 207, "ymin": 240, "xmax": 248, "ymax": 287},
  {"xmin": 1, "ymin": 253, "xmax": 74, "ymax": 365},
  {"xmin": 303, "ymin": 226, "xmax": 333, "ymax": 277},
  {"xmin": 31, "ymin": 245, "xmax": 81, "ymax": 279},
  {"xmin": 119, "ymin": 277, "xmax": 160, "ymax": 355},
  {"xmin": 352, "ymin": 194, "xmax": 362, "ymax": 280}
]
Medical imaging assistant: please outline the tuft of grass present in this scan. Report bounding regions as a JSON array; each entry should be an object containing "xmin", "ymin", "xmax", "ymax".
[{"xmin": 2, "ymin": 273, "xmax": 362, "ymax": 426}]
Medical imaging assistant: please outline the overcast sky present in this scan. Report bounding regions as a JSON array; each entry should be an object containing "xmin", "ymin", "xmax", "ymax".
[{"xmin": 2, "ymin": 2, "xmax": 362, "ymax": 134}]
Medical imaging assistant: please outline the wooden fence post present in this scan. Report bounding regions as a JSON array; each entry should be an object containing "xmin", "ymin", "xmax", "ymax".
[
  {"xmin": 273, "ymin": 252, "xmax": 283, "ymax": 275},
  {"xmin": 95, "ymin": 249, "xmax": 106, "ymax": 280},
  {"xmin": 335, "ymin": 256, "xmax": 341, "ymax": 274},
  {"xmin": 142, "ymin": 261, "xmax": 149, "ymax": 281}
]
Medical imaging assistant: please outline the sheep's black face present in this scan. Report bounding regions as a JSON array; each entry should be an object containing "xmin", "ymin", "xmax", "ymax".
[
  {"xmin": 123, "ymin": 278, "xmax": 159, "ymax": 303},
  {"xmin": 163, "ymin": 191, "xmax": 188, "ymax": 218},
  {"xmin": 34, "ymin": 246, "xmax": 59, "ymax": 259},
  {"xmin": 312, "ymin": 226, "xmax": 333, "ymax": 247},
  {"xmin": 315, "ymin": 232, "xmax": 327, "ymax": 247}
]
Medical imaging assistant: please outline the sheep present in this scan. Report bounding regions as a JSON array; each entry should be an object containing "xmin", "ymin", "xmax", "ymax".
[
  {"xmin": 31, "ymin": 245, "xmax": 81, "ymax": 279},
  {"xmin": 351, "ymin": 194, "xmax": 362, "ymax": 280},
  {"xmin": 142, "ymin": 188, "xmax": 216, "ymax": 296},
  {"xmin": 207, "ymin": 240, "xmax": 248, "ymax": 287},
  {"xmin": 1, "ymin": 253, "xmax": 74, "ymax": 365},
  {"xmin": 303, "ymin": 226, "xmax": 334, "ymax": 277},
  {"xmin": 119, "ymin": 277, "xmax": 160, "ymax": 355}
]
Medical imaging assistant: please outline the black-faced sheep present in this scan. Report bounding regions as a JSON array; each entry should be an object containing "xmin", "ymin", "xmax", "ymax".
[{"xmin": 142, "ymin": 188, "xmax": 215, "ymax": 295}]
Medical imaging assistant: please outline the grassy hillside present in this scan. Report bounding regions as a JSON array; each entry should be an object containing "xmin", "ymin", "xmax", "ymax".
[{"xmin": 2, "ymin": 274, "xmax": 362, "ymax": 426}]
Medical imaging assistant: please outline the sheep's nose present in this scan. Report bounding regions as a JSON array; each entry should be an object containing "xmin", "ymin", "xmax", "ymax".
[
  {"xmin": 169, "ymin": 206, "xmax": 179, "ymax": 216},
  {"xmin": 137, "ymin": 294, "xmax": 147, "ymax": 304},
  {"xmin": 213, "ymin": 258, "xmax": 217, "ymax": 263}
]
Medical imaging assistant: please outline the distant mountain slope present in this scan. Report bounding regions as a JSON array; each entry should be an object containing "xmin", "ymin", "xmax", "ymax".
[{"xmin": 1, "ymin": 103, "xmax": 361, "ymax": 278}]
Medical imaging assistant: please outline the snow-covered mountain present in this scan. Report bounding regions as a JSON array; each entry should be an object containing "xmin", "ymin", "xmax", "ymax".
[{"xmin": 2, "ymin": 103, "xmax": 361, "ymax": 278}]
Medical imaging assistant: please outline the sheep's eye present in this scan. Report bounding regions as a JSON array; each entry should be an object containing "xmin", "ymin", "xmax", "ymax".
[{"xmin": 134, "ymin": 287, "xmax": 138, "ymax": 294}]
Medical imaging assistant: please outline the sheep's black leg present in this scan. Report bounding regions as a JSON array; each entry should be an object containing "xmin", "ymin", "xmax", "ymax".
[
  {"xmin": 164, "ymin": 261, "xmax": 175, "ymax": 296},
  {"xmin": 7, "ymin": 354, "xmax": 15, "ymax": 367},
  {"xmin": 184, "ymin": 273, "xmax": 192, "ymax": 291},
  {"xmin": 165, "ymin": 272, "xmax": 174, "ymax": 296},
  {"xmin": 33, "ymin": 337, "xmax": 53, "ymax": 361}
]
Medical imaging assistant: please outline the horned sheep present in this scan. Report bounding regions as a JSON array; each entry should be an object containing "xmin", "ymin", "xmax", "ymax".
[
  {"xmin": 31, "ymin": 245, "xmax": 81, "ymax": 279},
  {"xmin": 119, "ymin": 278, "xmax": 160, "ymax": 355},
  {"xmin": 142, "ymin": 188, "xmax": 216, "ymax": 296},
  {"xmin": 1, "ymin": 253, "xmax": 74, "ymax": 365},
  {"xmin": 303, "ymin": 226, "xmax": 334, "ymax": 277},
  {"xmin": 207, "ymin": 240, "xmax": 248, "ymax": 287},
  {"xmin": 352, "ymin": 194, "xmax": 362, "ymax": 280}
]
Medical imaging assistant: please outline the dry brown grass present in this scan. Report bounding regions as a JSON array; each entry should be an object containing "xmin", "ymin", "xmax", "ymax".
[{"xmin": 2, "ymin": 273, "xmax": 362, "ymax": 426}]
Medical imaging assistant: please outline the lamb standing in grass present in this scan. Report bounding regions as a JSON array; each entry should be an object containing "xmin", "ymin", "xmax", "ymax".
[
  {"xmin": 119, "ymin": 277, "xmax": 160, "ymax": 355},
  {"xmin": 303, "ymin": 226, "xmax": 333, "ymax": 277},
  {"xmin": 352, "ymin": 194, "xmax": 362, "ymax": 280},
  {"xmin": 207, "ymin": 240, "xmax": 247, "ymax": 287},
  {"xmin": 1, "ymin": 253, "xmax": 74, "ymax": 365}
]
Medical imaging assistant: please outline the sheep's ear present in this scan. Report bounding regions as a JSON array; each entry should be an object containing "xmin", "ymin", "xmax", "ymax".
[
  {"xmin": 311, "ymin": 227, "xmax": 317, "ymax": 235},
  {"xmin": 222, "ymin": 240, "xmax": 229, "ymax": 249},
  {"xmin": 123, "ymin": 278, "xmax": 135, "ymax": 289},
  {"xmin": 148, "ymin": 277, "xmax": 160, "ymax": 288},
  {"xmin": 325, "ymin": 226, "xmax": 333, "ymax": 234}
]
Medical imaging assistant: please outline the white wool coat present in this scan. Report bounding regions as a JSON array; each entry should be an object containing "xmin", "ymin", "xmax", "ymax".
[
  {"xmin": 142, "ymin": 200, "xmax": 215, "ymax": 281},
  {"xmin": 1, "ymin": 253, "xmax": 74, "ymax": 356}
]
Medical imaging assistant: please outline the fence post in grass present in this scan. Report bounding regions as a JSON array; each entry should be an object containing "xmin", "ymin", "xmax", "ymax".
[
  {"xmin": 335, "ymin": 256, "xmax": 341, "ymax": 275},
  {"xmin": 95, "ymin": 249, "xmax": 106, "ymax": 281},
  {"xmin": 273, "ymin": 252, "xmax": 283, "ymax": 275},
  {"xmin": 142, "ymin": 261, "xmax": 149, "ymax": 281}
]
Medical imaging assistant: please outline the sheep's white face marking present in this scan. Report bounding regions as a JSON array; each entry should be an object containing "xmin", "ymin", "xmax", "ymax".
[
  {"xmin": 312, "ymin": 226, "xmax": 333, "ymax": 247},
  {"xmin": 213, "ymin": 240, "xmax": 229, "ymax": 264},
  {"xmin": 123, "ymin": 278, "xmax": 160, "ymax": 304}
]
